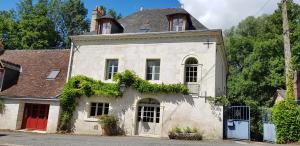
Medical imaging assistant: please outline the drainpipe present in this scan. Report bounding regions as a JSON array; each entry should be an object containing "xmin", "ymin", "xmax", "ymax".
[{"xmin": 66, "ymin": 42, "xmax": 74, "ymax": 82}]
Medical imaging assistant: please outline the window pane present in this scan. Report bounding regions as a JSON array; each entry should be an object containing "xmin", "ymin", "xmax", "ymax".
[
  {"xmin": 47, "ymin": 69, "xmax": 60, "ymax": 80},
  {"xmin": 90, "ymin": 106, "xmax": 96, "ymax": 117},
  {"xmin": 104, "ymin": 103, "xmax": 109, "ymax": 115},
  {"xmin": 97, "ymin": 103, "xmax": 103, "ymax": 116},
  {"xmin": 106, "ymin": 60, "xmax": 118, "ymax": 80},
  {"xmin": 146, "ymin": 74, "xmax": 152, "ymax": 80},
  {"xmin": 154, "ymin": 74, "xmax": 159, "ymax": 80},
  {"xmin": 156, "ymin": 107, "xmax": 160, "ymax": 123},
  {"xmin": 146, "ymin": 60, "xmax": 160, "ymax": 80}
]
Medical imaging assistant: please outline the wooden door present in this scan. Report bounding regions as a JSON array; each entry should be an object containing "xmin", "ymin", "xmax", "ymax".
[{"xmin": 22, "ymin": 103, "xmax": 49, "ymax": 131}]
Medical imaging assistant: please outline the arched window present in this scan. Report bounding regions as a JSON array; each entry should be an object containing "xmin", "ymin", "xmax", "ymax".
[{"xmin": 185, "ymin": 57, "xmax": 198, "ymax": 83}]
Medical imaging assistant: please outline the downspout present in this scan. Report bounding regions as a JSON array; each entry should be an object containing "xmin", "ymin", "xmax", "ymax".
[{"xmin": 66, "ymin": 42, "xmax": 74, "ymax": 82}]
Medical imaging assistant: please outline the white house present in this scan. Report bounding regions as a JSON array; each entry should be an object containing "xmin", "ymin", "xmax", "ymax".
[{"xmin": 68, "ymin": 7, "xmax": 227, "ymax": 139}]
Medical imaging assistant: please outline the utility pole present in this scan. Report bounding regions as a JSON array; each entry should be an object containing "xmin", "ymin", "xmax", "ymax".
[{"xmin": 281, "ymin": 0, "xmax": 292, "ymax": 85}]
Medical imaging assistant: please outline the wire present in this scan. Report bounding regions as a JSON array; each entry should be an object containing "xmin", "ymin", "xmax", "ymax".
[{"xmin": 254, "ymin": 0, "xmax": 272, "ymax": 16}]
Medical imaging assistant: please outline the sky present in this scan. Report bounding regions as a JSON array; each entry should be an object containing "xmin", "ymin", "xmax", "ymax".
[{"xmin": 0, "ymin": 0, "xmax": 300, "ymax": 29}]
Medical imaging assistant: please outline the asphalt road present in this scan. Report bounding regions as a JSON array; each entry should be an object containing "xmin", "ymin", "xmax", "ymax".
[{"xmin": 0, "ymin": 131, "xmax": 296, "ymax": 146}]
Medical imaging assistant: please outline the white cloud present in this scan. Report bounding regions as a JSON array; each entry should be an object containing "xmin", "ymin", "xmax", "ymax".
[{"xmin": 179, "ymin": 0, "xmax": 300, "ymax": 30}]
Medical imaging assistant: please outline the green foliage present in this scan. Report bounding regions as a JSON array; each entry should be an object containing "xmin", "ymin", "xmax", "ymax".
[
  {"xmin": 207, "ymin": 96, "xmax": 230, "ymax": 106},
  {"xmin": 170, "ymin": 127, "xmax": 182, "ymax": 134},
  {"xmin": 18, "ymin": 0, "xmax": 60, "ymax": 49},
  {"xmin": 272, "ymin": 98, "xmax": 300, "ymax": 143},
  {"xmin": 286, "ymin": 66, "xmax": 295, "ymax": 99},
  {"xmin": 59, "ymin": 70, "xmax": 188, "ymax": 131},
  {"xmin": 224, "ymin": 0, "xmax": 300, "ymax": 140},
  {"xmin": 0, "ymin": 10, "xmax": 20, "ymax": 49},
  {"xmin": 59, "ymin": 75, "xmax": 122, "ymax": 131},
  {"xmin": 184, "ymin": 127, "xmax": 192, "ymax": 133},
  {"xmin": 0, "ymin": 99, "xmax": 4, "ymax": 113},
  {"xmin": 98, "ymin": 115, "xmax": 118, "ymax": 128},
  {"xmin": 114, "ymin": 70, "xmax": 189, "ymax": 94}
]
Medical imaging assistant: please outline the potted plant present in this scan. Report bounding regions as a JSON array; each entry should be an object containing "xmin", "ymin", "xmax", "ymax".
[
  {"xmin": 98, "ymin": 115, "xmax": 118, "ymax": 136},
  {"xmin": 168, "ymin": 126, "xmax": 203, "ymax": 140}
]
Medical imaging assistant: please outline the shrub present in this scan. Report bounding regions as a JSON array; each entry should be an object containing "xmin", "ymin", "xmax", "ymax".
[
  {"xmin": 184, "ymin": 126, "xmax": 192, "ymax": 133},
  {"xmin": 168, "ymin": 126, "xmax": 202, "ymax": 140},
  {"xmin": 272, "ymin": 97, "xmax": 300, "ymax": 144},
  {"xmin": 98, "ymin": 115, "xmax": 118, "ymax": 128},
  {"xmin": 0, "ymin": 99, "xmax": 4, "ymax": 113},
  {"xmin": 98, "ymin": 115, "xmax": 119, "ymax": 136}
]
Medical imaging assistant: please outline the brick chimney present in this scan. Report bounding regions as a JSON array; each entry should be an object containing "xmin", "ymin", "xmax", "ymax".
[
  {"xmin": 295, "ymin": 71, "xmax": 300, "ymax": 103},
  {"xmin": 90, "ymin": 6, "xmax": 105, "ymax": 32}
]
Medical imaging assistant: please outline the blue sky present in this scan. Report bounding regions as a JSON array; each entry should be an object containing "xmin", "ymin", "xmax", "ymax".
[{"xmin": 0, "ymin": 0, "xmax": 181, "ymax": 19}]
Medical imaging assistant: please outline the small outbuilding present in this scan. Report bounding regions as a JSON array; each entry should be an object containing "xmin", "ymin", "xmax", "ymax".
[{"xmin": 0, "ymin": 50, "xmax": 69, "ymax": 132}]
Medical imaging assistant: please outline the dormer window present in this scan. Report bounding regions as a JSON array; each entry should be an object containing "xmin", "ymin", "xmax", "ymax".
[
  {"xmin": 101, "ymin": 22, "xmax": 111, "ymax": 34},
  {"xmin": 172, "ymin": 16, "xmax": 184, "ymax": 32},
  {"xmin": 96, "ymin": 15, "xmax": 124, "ymax": 35}
]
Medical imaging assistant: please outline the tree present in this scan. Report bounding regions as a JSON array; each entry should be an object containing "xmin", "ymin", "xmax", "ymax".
[
  {"xmin": 224, "ymin": 0, "xmax": 300, "ymax": 140},
  {"xmin": 60, "ymin": 0, "xmax": 89, "ymax": 36},
  {"xmin": 18, "ymin": 0, "xmax": 59, "ymax": 49},
  {"xmin": 107, "ymin": 9, "xmax": 122, "ymax": 20},
  {"xmin": 0, "ymin": 10, "xmax": 20, "ymax": 49}
]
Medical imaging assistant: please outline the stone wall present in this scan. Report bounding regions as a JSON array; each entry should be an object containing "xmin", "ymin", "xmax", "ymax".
[{"xmin": 72, "ymin": 88, "xmax": 223, "ymax": 139}]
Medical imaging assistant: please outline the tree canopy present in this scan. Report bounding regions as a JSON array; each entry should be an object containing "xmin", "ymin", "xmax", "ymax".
[
  {"xmin": 0, "ymin": 0, "xmax": 123, "ymax": 49},
  {"xmin": 225, "ymin": 0, "xmax": 300, "ymax": 106}
]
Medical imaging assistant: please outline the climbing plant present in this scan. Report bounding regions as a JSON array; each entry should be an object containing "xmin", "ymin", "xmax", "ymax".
[
  {"xmin": 59, "ymin": 70, "xmax": 188, "ymax": 131},
  {"xmin": 0, "ymin": 99, "xmax": 4, "ymax": 114},
  {"xmin": 272, "ymin": 63, "xmax": 300, "ymax": 144}
]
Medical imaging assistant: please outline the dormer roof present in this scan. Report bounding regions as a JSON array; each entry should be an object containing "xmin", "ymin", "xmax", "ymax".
[{"xmin": 119, "ymin": 8, "xmax": 207, "ymax": 33}]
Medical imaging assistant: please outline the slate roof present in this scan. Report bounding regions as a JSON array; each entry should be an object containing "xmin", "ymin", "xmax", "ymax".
[
  {"xmin": 118, "ymin": 8, "xmax": 207, "ymax": 33},
  {"xmin": 0, "ymin": 49, "xmax": 70, "ymax": 99}
]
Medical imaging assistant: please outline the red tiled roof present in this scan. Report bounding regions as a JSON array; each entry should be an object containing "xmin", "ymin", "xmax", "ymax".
[{"xmin": 0, "ymin": 49, "xmax": 70, "ymax": 98}]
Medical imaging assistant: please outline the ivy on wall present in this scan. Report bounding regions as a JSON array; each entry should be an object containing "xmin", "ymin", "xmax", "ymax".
[
  {"xmin": 59, "ymin": 70, "xmax": 188, "ymax": 131},
  {"xmin": 0, "ymin": 99, "xmax": 4, "ymax": 114},
  {"xmin": 272, "ymin": 64, "xmax": 300, "ymax": 144}
]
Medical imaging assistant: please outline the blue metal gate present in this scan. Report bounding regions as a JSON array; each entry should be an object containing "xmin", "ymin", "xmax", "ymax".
[
  {"xmin": 225, "ymin": 106, "xmax": 250, "ymax": 140},
  {"xmin": 262, "ymin": 108, "xmax": 276, "ymax": 142}
]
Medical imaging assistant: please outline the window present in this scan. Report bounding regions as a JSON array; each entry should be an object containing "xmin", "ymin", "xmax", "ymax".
[
  {"xmin": 101, "ymin": 22, "xmax": 111, "ymax": 34},
  {"xmin": 185, "ymin": 58, "xmax": 198, "ymax": 83},
  {"xmin": 47, "ymin": 69, "xmax": 60, "ymax": 80},
  {"xmin": 172, "ymin": 16, "xmax": 184, "ymax": 32},
  {"xmin": 137, "ymin": 98, "xmax": 160, "ymax": 123},
  {"xmin": 90, "ymin": 102, "xmax": 109, "ymax": 117},
  {"xmin": 137, "ymin": 106, "xmax": 160, "ymax": 123},
  {"xmin": 105, "ymin": 59, "xmax": 118, "ymax": 80},
  {"xmin": 146, "ymin": 60, "xmax": 160, "ymax": 80}
]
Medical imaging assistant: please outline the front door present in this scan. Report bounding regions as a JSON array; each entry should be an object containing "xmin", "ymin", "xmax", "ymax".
[
  {"xmin": 137, "ymin": 105, "xmax": 160, "ymax": 136},
  {"xmin": 22, "ymin": 103, "xmax": 49, "ymax": 131}
]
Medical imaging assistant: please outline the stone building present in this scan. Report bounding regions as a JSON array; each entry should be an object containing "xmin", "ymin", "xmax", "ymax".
[
  {"xmin": 0, "ymin": 50, "xmax": 69, "ymax": 133},
  {"xmin": 68, "ymin": 7, "xmax": 227, "ymax": 139}
]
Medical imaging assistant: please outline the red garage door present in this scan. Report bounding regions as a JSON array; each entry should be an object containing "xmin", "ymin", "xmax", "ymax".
[{"xmin": 22, "ymin": 103, "xmax": 49, "ymax": 131}]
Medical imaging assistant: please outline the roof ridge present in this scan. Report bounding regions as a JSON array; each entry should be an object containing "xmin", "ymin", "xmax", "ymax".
[{"xmin": 3, "ymin": 49, "xmax": 70, "ymax": 52}]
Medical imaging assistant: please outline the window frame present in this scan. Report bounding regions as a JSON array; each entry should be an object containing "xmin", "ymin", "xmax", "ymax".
[
  {"xmin": 184, "ymin": 58, "xmax": 199, "ymax": 83},
  {"xmin": 89, "ymin": 102, "xmax": 109, "ymax": 117},
  {"xmin": 146, "ymin": 59, "xmax": 160, "ymax": 81},
  {"xmin": 46, "ymin": 69, "xmax": 60, "ymax": 80},
  {"xmin": 105, "ymin": 59, "xmax": 119, "ymax": 80}
]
